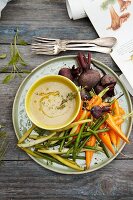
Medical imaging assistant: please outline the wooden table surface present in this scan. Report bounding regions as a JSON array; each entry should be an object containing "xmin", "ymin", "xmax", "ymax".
[{"xmin": 0, "ymin": 0, "xmax": 133, "ymax": 199}]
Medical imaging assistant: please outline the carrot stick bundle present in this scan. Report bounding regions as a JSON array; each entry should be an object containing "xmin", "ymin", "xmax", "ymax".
[{"xmin": 106, "ymin": 114, "xmax": 129, "ymax": 143}]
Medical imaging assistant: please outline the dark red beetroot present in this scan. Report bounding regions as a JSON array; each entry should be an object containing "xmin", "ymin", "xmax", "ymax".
[
  {"xmin": 101, "ymin": 75, "xmax": 116, "ymax": 86},
  {"xmin": 78, "ymin": 69, "xmax": 101, "ymax": 91},
  {"xmin": 95, "ymin": 84, "xmax": 104, "ymax": 95},
  {"xmin": 77, "ymin": 52, "xmax": 101, "ymax": 91},
  {"xmin": 91, "ymin": 105, "xmax": 111, "ymax": 118},
  {"xmin": 58, "ymin": 52, "xmax": 117, "ymax": 98},
  {"xmin": 80, "ymin": 88, "xmax": 90, "ymax": 100},
  {"xmin": 95, "ymin": 74, "xmax": 117, "ymax": 97},
  {"xmin": 58, "ymin": 68, "xmax": 73, "ymax": 81},
  {"xmin": 71, "ymin": 65, "xmax": 81, "ymax": 78}
]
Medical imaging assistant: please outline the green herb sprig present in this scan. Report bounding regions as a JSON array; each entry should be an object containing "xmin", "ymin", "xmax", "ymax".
[
  {"xmin": 1, "ymin": 29, "xmax": 30, "ymax": 84},
  {"xmin": 57, "ymin": 92, "xmax": 77, "ymax": 110}
]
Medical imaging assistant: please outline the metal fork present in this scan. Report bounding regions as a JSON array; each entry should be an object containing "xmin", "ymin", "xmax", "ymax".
[
  {"xmin": 33, "ymin": 36, "xmax": 117, "ymax": 48},
  {"xmin": 32, "ymin": 43, "xmax": 112, "ymax": 55}
]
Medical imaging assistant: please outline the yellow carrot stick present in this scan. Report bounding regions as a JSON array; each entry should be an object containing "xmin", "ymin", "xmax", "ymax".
[{"xmin": 18, "ymin": 124, "xmax": 36, "ymax": 144}]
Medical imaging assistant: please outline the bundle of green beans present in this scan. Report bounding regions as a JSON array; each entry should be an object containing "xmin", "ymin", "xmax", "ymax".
[{"xmin": 17, "ymin": 116, "xmax": 109, "ymax": 171}]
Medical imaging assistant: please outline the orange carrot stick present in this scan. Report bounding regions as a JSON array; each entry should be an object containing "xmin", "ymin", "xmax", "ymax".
[
  {"xmin": 99, "ymin": 132, "xmax": 115, "ymax": 155},
  {"xmin": 119, "ymin": 107, "xmax": 125, "ymax": 115},
  {"xmin": 115, "ymin": 118, "xmax": 124, "ymax": 126},
  {"xmin": 109, "ymin": 129, "xmax": 117, "ymax": 147},
  {"xmin": 85, "ymin": 135, "xmax": 96, "ymax": 169},
  {"xmin": 112, "ymin": 99, "xmax": 120, "ymax": 115},
  {"xmin": 74, "ymin": 101, "xmax": 83, "ymax": 122},
  {"xmin": 86, "ymin": 95, "xmax": 102, "ymax": 110},
  {"xmin": 116, "ymin": 135, "xmax": 120, "ymax": 147},
  {"xmin": 100, "ymin": 102, "xmax": 110, "ymax": 107},
  {"xmin": 116, "ymin": 125, "xmax": 121, "ymax": 147},
  {"xmin": 99, "ymin": 125, "xmax": 115, "ymax": 155},
  {"xmin": 113, "ymin": 115, "xmax": 121, "ymax": 121},
  {"xmin": 75, "ymin": 96, "xmax": 102, "ymax": 134},
  {"xmin": 106, "ymin": 114, "xmax": 129, "ymax": 143}
]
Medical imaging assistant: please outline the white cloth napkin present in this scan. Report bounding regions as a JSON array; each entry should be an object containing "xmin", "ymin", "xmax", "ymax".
[{"xmin": 66, "ymin": 0, "xmax": 87, "ymax": 20}]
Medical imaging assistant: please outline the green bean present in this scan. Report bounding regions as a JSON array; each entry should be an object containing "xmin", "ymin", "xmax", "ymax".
[
  {"xmin": 45, "ymin": 141, "xmax": 62, "ymax": 148},
  {"xmin": 73, "ymin": 123, "xmax": 86, "ymax": 161},
  {"xmin": 77, "ymin": 136, "xmax": 91, "ymax": 154},
  {"xmin": 86, "ymin": 128, "xmax": 109, "ymax": 134},
  {"xmin": 86, "ymin": 116, "xmax": 110, "ymax": 158},
  {"xmin": 91, "ymin": 131, "xmax": 110, "ymax": 158},
  {"xmin": 93, "ymin": 115, "xmax": 108, "ymax": 131},
  {"xmin": 77, "ymin": 129, "xmax": 108, "ymax": 155},
  {"xmin": 51, "ymin": 131, "xmax": 64, "ymax": 146},
  {"xmin": 83, "ymin": 145, "xmax": 103, "ymax": 152},
  {"xmin": 59, "ymin": 131, "xmax": 67, "ymax": 152},
  {"xmin": 90, "ymin": 117, "xmax": 102, "ymax": 130},
  {"xmin": 66, "ymin": 146, "xmax": 73, "ymax": 156},
  {"xmin": 64, "ymin": 138, "xmax": 74, "ymax": 147},
  {"xmin": 48, "ymin": 130, "xmax": 94, "ymax": 142},
  {"xmin": 93, "ymin": 116, "xmax": 110, "ymax": 157},
  {"xmin": 48, "ymin": 133, "xmax": 76, "ymax": 141},
  {"xmin": 98, "ymin": 87, "xmax": 109, "ymax": 98}
]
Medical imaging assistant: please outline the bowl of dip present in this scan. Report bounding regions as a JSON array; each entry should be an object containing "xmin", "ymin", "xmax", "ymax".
[{"xmin": 25, "ymin": 75, "xmax": 81, "ymax": 130}]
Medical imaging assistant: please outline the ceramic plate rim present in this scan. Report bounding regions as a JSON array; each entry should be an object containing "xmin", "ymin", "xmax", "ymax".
[{"xmin": 12, "ymin": 55, "xmax": 133, "ymax": 174}]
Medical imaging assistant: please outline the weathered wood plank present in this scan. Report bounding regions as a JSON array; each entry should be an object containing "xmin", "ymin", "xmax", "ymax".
[
  {"xmin": 0, "ymin": 0, "xmax": 97, "ymax": 44},
  {"xmin": 1, "ymin": 0, "xmax": 75, "ymax": 21},
  {"xmin": 0, "ymin": 45, "xmax": 119, "ymax": 72},
  {"xmin": 0, "ymin": 22, "xmax": 97, "ymax": 44},
  {"xmin": 0, "ymin": 160, "xmax": 133, "ymax": 199},
  {"xmin": 0, "ymin": 1, "xmax": 132, "ymax": 199}
]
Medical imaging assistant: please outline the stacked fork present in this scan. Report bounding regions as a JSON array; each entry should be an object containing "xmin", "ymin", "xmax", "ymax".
[{"xmin": 32, "ymin": 37, "xmax": 117, "ymax": 55}]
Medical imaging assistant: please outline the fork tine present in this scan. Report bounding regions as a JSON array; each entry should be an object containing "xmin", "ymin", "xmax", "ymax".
[
  {"xmin": 32, "ymin": 43, "xmax": 55, "ymax": 47},
  {"xmin": 32, "ymin": 45, "xmax": 54, "ymax": 52},
  {"xmin": 33, "ymin": 36, "xmax": 57, "ymax": 43},
  {"xmin": 34, "ymin": 51, "xmax": 54, "ymax": 55},
  {"xmin": 34, "ymin": 39, "xmax": 56, "ymax": 44},
  {"xmin": 32, "ymin": 46, "xmax": 54, "ymax": 51}
]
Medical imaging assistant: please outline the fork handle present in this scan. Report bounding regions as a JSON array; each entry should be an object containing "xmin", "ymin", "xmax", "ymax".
[
  {"xmin": 66, "ymin": 43, "xmax": 96, "ymax": 47},
  {"xmin": 64, "ymin": 39, "xmax": 96, "ymax": 44},
  {"xmin": 65, "ymin": 46, "xmax": 112, "ymax": 54}
]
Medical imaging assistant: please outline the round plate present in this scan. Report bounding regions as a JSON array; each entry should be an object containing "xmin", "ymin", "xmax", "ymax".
[{"xmin": 12, "ymin": 55, "xmax": 132, "ymax": 174}]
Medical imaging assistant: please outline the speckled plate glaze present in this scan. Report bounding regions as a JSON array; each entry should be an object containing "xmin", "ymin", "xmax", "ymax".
[{"xmin": 12, "ymin": 55, "xmax": 132, "ymax": 174}]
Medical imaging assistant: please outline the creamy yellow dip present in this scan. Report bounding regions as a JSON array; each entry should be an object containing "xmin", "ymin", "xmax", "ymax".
[{"xmin": 30, "ymin": 81, "xmax": 77, "ymax": 127}]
